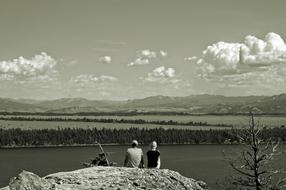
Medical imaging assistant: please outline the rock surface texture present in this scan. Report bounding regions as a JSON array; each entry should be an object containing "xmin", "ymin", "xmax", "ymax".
[{"xmin": 1, "ymin": 166, "xmax": 208, "ymax": 190}]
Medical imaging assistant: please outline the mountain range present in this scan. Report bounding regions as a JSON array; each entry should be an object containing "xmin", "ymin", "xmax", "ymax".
[{"xmin": 1, "ymin": 94, "xmax": 286, "ymax": 114}]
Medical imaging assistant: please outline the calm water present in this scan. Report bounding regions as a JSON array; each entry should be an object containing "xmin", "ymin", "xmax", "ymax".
[{"xmin": 0, "ymin": 145, "xmax": 285, "ymax": 188}]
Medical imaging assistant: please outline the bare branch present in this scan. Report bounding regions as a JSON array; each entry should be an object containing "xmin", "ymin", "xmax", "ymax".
[
  {"xmin": 222, "ymin": 113, "xmax": 286, "ymax": 190},
  {"xmin": 230, "ymin": 162, "xmax": 255, "ymax": 178}
]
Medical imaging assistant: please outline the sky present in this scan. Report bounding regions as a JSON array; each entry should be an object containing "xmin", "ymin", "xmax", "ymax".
[{"xmin": 1, "ymin": 0, "xmax": 286, "ymax": 100}]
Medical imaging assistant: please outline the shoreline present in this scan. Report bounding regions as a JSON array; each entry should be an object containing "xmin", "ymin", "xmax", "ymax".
[
  {"xmin": 0, "ymin": 117, "xmax": 232, "ymax": 128},
  {"xmin": 0, "ymin": 143, "xmax": 233, "ymax": 149},
  {"xmin": 1, "ymin": 112, "xmax": 286, "ymax": 117},
  {"xmin": 2, "ymin": 142, "xmax": 285, "ymax": 149}
]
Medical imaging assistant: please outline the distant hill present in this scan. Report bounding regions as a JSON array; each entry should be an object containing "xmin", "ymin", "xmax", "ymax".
[
  {"xmin": 35, "ymin": 98, "xmax": 124, "ymax": 110},
  {"xmin": 0, "ymin": 98, "xmax": 45, "ymax": 112},
  {"xmin": 0, "ymin": 94, "xmax": 286, "ymax": 114}
]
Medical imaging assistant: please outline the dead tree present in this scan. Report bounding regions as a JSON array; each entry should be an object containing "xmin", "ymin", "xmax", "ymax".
[{"xmin": 223, "ymin": 113, "xmax": 286, "ymax": 190}]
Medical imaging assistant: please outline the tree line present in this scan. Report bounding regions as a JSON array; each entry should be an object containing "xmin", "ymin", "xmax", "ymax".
[
  {"xmin": 0, "ymin": 111, "xmax": 193, "ymax": 116},
  {"xmin": 0, "ymin": 116, "xmax": 231, "ymax": 127},
  {"xmin": 0, "ymin": 127, "xmax": 286, "ymax": 147},
  {"xmin": 1, "ymin": 112, "xmax": 285, "ymax": 116}
]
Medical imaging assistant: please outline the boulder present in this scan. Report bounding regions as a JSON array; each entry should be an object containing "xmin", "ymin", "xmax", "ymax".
[
  {"xmin": 7, "ymin": 170, "xmax": 51, "ymax": 190},
  {"xmin": 1, "ymin": 167, "xmax": 208, "ymax": 190}
]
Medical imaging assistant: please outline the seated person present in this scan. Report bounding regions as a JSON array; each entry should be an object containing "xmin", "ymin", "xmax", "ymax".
[
  {"xmin": 124, "ymin": 140, "xmax": 144, "ymax": 168},
  {"xmin": 147, "ymin": 141, "xmax": 161, "ymax": 169}
]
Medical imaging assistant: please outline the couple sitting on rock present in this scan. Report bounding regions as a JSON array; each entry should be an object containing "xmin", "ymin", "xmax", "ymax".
[{"xmin": 124, "ymin": 140, "xmax": 161, "ymax": 169}]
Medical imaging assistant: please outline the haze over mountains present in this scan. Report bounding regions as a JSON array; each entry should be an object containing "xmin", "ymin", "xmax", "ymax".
[{"xmin": 0, "ymin": 94, "xmax": 286, "ymax": 114}]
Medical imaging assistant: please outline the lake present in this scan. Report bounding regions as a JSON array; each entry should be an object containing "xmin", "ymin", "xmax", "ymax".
[{"xmin": 1, "ymin": 145, "xmax": 285, "ymax": 188}]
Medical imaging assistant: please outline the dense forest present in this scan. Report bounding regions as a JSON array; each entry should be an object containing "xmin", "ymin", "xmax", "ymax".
[
  {"xmin": 0, "ymin": 127, "xmax": 286, "ymax": 147},
  {"xmin": 0, "ymin": 116, "xmax": 231, "ymax": 127}
]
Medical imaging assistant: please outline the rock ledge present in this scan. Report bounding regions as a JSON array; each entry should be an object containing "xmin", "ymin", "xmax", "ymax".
[{"xmin": 1, "ymin": 166, "xmax": 208, "ymax": 190}]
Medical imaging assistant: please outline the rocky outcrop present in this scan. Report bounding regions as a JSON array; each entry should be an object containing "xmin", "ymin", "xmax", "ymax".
[{"xmin": 1, "ymin": 167, "xmax": 208, "ymax": 190}]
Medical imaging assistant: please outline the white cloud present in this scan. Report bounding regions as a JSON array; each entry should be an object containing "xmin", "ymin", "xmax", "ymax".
[
  {"xmin": 242, "ymin": 33, "xmax": 286, "ymax": 64},
  {"xmin": 151, "ymin": 66, "xmax": 175, "ymax": 78},
  {"xmin": 191, "ymin": 32, "xmax": 286, "ymax": 77},
  {"xmin": 128, "ymin": 49, "xmax": 168, "ymax": 66},
  {"xmin": 186, "ymin": 32, "xmax": 286, "ymax": 94},
  {"xmin": 0, "ymin": 52, "xmax": 62, "ymax": 99},
  {"xmin": 128, "ymin": 58, "xmax": 150, "ymax": 66},
  {"xmin": 73, "ymin": 74, "xmax": 117, "ymax": 87},
  {"xmin": 70, "ymin": 74, "xmax": 119, "ymax": 99},
  {"xmin": 184, "ymin": 56, "xmax": 197, "ymax": 62},
  {"xmin": 99, "ymin": 75, "xmax": 118, "ymax": 81},
  {"xmin": 128, "ymin": 49, "xmax": 156, "ymax": 66},
  {"xmin": 98, "ymin": 56, "xmax": 112, "ymax": 64},
  {"xmin": 0, "ymin": 52, "xmax": 57, "ymax": 79},
  {"xmin": 138, "ymin": 66, "xmax": 193, "ymax": 96},
  {"xmin": 141, "ymin": 66, "xmax": 179, "ymax": 84},
  {"xmin": 138, "ymin": 49, "xmax": 157, "ymax": 59},
  {"xmin": 0, "ymin": 74, "xmax": 15, "ymax": 81},
  {"xmin": 160, "ymin": 50, "xmax": 168, "ymax": 57}
]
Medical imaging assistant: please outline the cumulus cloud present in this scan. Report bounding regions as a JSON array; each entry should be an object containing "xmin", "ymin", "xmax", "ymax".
[
  {"xmin": 184, "ymin": 56, "xmax": 197, "ymax": 62},
  {"xmin": 183, "ymin": 32, "xmax": 286, "ymax": 95},
  {"xmin": 242, "ymin": 33, "xmax": 286, "ymax": 64},
  {"xmin": 128, "ymin": 49, "xmax": 168, "ymax": 66},
  {"xmin": 186, "ymin": 32, "xmax": 286, "ymax": 91},
  {"xmin": 0, "ymin": 52, "xmax": 57, "ymax": 79},
  {"xmin": 69, "ymin": 74, "xmax": 119, "ymax": 99},
  {"xmin": 140, "ymin": 66, "xmax": 180, "ymax": 84},
  {"xmin": 73, "ymin": 74, "xmax": 117, "ymax": 87},
  {"xmin": 149, "ymin": 66, "xmax": 175, "ymax": 78},
  {"xmin": 138, "ymin": 66, "xmax": 193, "ymax": 96},
  {"xmin": 138, "ymin": 49, "xmax": 157, "ymax": 59},
  {"xmin": 98, "ymin": 56, "xmax": 112, "ymax": 64},
  {"xmin": 189, "ymin": 32, "xmax": 286, "ymax": 77},
  {"xmin": 74, "ymin": 74, "xmax": 117, "ymax": 83},
  {"xmin": 128, "ymin": 58, "xmax": 150, "ymax": 66},
  {"xmin": 160, "ymin": 50, "xmax": 168, "ymax": 57},
  {"xmin": 0, "ymin": 53, "xmax": 62, "ymax": 99}
]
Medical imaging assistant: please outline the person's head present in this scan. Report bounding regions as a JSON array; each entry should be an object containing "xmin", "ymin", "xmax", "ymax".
[
  {"xmin": 150, "ymin": 141, "xmax": 157, "ymax": 150},
  {"xmin": 131, "ymin": 140, "xmax": 138, "ymax": 147}
]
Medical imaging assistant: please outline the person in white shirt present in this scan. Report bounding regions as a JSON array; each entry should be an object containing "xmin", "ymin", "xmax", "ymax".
[{"xmin": 124, "ymin": 140, "xmax": 144, "ymax": 168}]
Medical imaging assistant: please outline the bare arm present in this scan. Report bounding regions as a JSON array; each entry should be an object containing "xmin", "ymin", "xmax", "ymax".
[
  {"xmin": 156, "ymin": 156, "xmax": 161, "ymax": 169},
  {"xmin": 124, "ymin": 152, "xmax": 128, "ymax": 167},
  {"xmin": 139, "ymin": 150, "xmax": 144, "ymax": 168}
]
